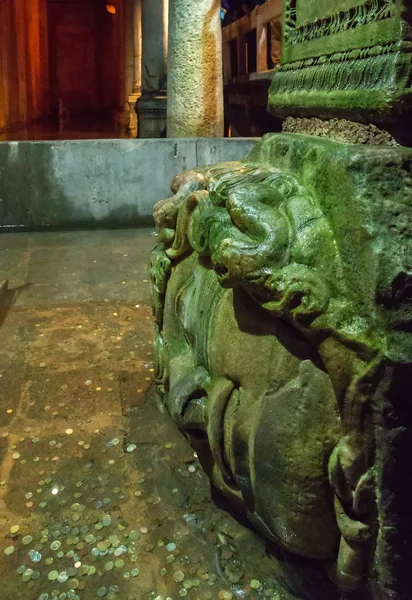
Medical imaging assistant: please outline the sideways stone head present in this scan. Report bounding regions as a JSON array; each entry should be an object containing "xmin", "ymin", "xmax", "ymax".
[{"xmin": 150, "ymin": 138, "xmax": 412, "ymax": 600}]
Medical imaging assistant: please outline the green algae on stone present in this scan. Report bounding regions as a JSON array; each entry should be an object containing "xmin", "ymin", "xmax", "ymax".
[
  {"xmin": 150, "ymin": 134, "xmax": 412, "ymax": 600},
  {"xmin": 268, "ymin": 0, "xmax": 412, "ymax": 124}
]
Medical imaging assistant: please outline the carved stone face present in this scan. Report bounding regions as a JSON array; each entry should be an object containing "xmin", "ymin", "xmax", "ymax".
[
  {"xmin": 163, "ymin": 254, "xmax": 342, "ymax": 560},
  {"xmin": 150, "ymin": 134, "xmax": 412, "ymax": 599}
]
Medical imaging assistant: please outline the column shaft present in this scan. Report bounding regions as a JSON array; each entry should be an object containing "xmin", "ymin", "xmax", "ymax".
[
  {"xmin": 141, "ymin": 0, "xmax": 167, "ymax": 94},
  {"xmin": 167, "ymin": 0, "xmax": 224, "ymax": 137},
  {"xmin": 132, "ymin": 0, "xmax": 142, "ymax": 94}
]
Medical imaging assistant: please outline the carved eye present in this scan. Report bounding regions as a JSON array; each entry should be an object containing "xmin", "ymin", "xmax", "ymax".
[
  {"xmin": 379, "ymin": 271, "xmax": 412, "ymax": 308},
  {"xmin": 214, "ymin": 264, "xmax": 229, "ymax": 278}
]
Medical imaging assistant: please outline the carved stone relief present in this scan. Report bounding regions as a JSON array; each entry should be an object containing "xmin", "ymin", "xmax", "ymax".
[
  {"xmin": 269, "ymin": 0, "xmax": 412, "ymax": 122},
  {"xmin": 150, "ymin": 134, "xmax": 412, "ymax": 600}
]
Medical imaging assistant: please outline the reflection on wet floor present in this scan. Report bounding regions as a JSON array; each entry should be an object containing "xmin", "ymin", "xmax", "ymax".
[
  {"xmin": 0, "ymin": 229, "xmax": 286, "ymax": 600},
  {"xmin": 0, "ymin": 116, "xmax": 128, "ymax": 141}
]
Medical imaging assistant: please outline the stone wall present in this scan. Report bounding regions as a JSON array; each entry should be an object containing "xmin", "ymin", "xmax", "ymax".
[{"xmin": 0, "ymin": 138, "xmax": 257, "ymax": 229}]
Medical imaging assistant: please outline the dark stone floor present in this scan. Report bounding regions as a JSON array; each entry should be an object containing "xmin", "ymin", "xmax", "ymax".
[
  {"xmin": 0, "ymin": 116, "xmax": 128, "ymax": 141},
  {"xmin": 0, "ymin": 229, "xmax": 286, "ymax": 600}
]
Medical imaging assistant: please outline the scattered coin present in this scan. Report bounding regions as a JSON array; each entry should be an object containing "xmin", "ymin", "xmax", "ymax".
[
  {"xmin": 28, "ymin": 550, "xmax": 42, "ymax": 562},
  {"xmin": 50, "ymin": 541, "xmax": 61, "ymax": 551},
  {"xmin": 22, "ymin": 568, "xmax": 34, "ymax": 583},
  {"xmin": 96, "ymin": 586, "xmax": 108, "ymax": 598},
  {"xmin": 48, "ymin": 570, "xmax": 59, "ymax": 581}
]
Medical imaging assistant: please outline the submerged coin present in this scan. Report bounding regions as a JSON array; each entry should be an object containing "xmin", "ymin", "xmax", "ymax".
[
  {"xmin": 48, "ymin": 570, "xmax": 59, "ymax": 581},
  {"xmin": 50, "ymin": 541, "xmax": 61, "ymax": 551},
  {"xmin": 22, "ymin": 568, "xmax": 34, "ymax": 582},
  {"xmin": 97, "ymin": 541, "xmax": 108, "ymax": 552},
  {"xmin": 22, "ymin": 535, "xmax": 33, "ymax": 545},
  {"xmin": 29, "ymin": 550, "xmax": 42, "ymax": 562},
  {"xmin": 113, "ymin": 545, "xmax": 127, "ymax": 557},
  {"xmin": 4, "ymin": 546, "xmax": 15, "ymax": 556},
  {"xmin": 85, "ymin": 534, "xmax": 95, "ymax": 544}
]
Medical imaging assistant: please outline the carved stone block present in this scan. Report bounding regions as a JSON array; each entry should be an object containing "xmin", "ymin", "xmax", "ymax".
[
  {"xmin": 268, "ymin": 0, "xmax": 412, "ymax": 123},
  {"xmin": 150, "ymin": 133, "xmax": 412, "ymax": 600}
]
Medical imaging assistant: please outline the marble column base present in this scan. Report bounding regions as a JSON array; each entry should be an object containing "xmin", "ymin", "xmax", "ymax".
[{"xmin": 136, "ymin": 93, "xmax": 167, "ymax": 138}]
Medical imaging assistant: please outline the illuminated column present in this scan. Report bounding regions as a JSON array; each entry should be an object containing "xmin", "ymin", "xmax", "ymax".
[
  {"xmin": 127, "ymin": 0, "xmax": 142, "ymax": 137},
  {"xmin": 167, "ymin": 0, "xmax": 223, "ymax": 137},
  {"xmin": 136, "ymin": 0, "xmax": 168, "ymax": 138},
  {"xmin": 132, "ymin": 0, "xmax": 142, "ymax": 95}
]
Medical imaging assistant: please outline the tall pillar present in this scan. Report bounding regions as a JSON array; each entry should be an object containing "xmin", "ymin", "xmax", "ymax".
[
  {"xmin": 132, "ymin": 0, "xmax": 142, "ymax": 95},
  {"xmin": 167, "ymin": 0, "xmax": 223, "ymax": 137},
  {"xmin": 127, "ymin": 0, "xmax": 142, "ymax": 137},
  {"xmin": 136, "ymin": 0, "xmax": 168, "ymax": 138}
]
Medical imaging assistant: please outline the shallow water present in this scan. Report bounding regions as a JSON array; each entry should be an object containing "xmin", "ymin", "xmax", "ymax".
[{"xmin": 0, "ymin": 229, "xmax": 284, "ymax": 600}]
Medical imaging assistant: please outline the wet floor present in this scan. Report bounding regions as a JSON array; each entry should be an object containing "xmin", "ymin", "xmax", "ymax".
[
  {"xmin": 0, "ymin": 116, "xmax": 128, "ymax": 141},
  {"xmin": 0, "ymin": 229, "xmax": 290, "ymax": 600}
]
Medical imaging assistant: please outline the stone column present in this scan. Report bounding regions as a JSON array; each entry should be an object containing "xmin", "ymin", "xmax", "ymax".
[
  {"xmin": 127, "ymin": 0, "xmax": 142, "ymax": 137},
  {"xmin": 136, "ymin": 0, "xmax": 168, "ymax": 138},
  {"xmin": 167, "ymin": 0, "xmax": 223, "ymax": 137},
  {"xmin": 132, "ymin": 0, "xmax": 142, "ymax": 95}
]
